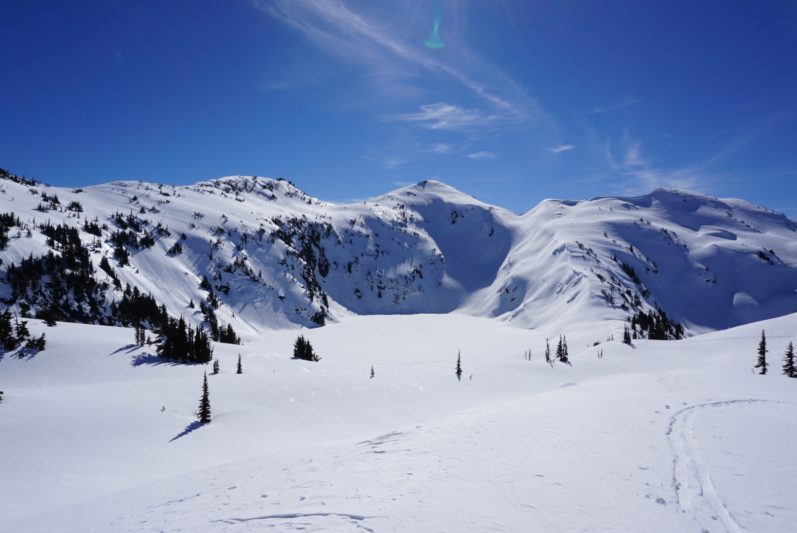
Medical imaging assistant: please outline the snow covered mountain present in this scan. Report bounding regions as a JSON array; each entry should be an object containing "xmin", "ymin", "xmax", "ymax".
[{"xmin": 1, "ymin": 168, "xmax": 796, "ymax": 338}]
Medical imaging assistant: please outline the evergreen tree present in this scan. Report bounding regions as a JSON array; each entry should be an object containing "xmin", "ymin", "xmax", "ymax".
[
  {"xmin": 197, "ymin": 372, "xmax": 211, "ymax": 425},
  {"xmin": 25, "ymin": 333, "xmax": 46, "ymax": 351},
  {"xmin": 236, "ymin": 354, "xmax": 242, "ymax": 374},
  {"xmin": 556, "ymin": 336, "xmax": 563, "ymax": 361},
  {"xmin": 783, "ymin": 342, "xmax": 796, "ymax": 378},
  {"xmin": 558, "ymin": 335, "xmax": 570, "ymax": 364},
  {"xmin": 370, "ymin": 365, "xmax": 375, "ymax": 379},
  {"xmin": 292, "ymin": 335, "xmax": 319, "ymax": 361},
  {"xmin": 14, "ymin": 318, "xmax": 30, "ymax": 345},
  {"xmin": 0, "ymin": 311, "xmax": 16, "ymax": 351},
  {"xmin": 544, "ymin": 339, "xmax": 551, "ymax": 365},
  {"xmin": 212, "ymin": 358, "xmax": 220, "ymax": 375},
  {"xmin": 755, "ymin": 330, "xmax": 768, "ymax": 375},
  {"xmin": 623, "ymin": 326, "xmax": 632, "ymax": 345},
  {"xmin": 456, "ymin": 350, "xmax": 462, "ymax": 381}
]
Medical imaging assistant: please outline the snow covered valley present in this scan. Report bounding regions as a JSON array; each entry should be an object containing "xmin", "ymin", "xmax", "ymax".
[{"xmin": 2, "ymin": 312, "xmax": 796, "ymax": 532}]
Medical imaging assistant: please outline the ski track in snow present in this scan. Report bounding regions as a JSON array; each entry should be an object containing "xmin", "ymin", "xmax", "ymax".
[{"xmin": 667, "ymin": 399, "xmax": 770, "ymax": 533}]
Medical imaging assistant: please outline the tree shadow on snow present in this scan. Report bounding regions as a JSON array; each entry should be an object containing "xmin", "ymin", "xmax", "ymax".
[
  {"xmin": 109, "ymin": 343, "xmax": 139, "ymax": 356},
  {"xmin": 169, "ymin": 421, "xmax": 203, "ymax": 442},
  {"xmin": 131, "ymin": 353, "xmax": 185, "ymax": 367}
]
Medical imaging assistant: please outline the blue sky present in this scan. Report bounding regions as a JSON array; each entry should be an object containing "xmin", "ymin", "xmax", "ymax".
[{"xmin": 1, "ymin": 1, "xmax": 796, "ymax": 214}]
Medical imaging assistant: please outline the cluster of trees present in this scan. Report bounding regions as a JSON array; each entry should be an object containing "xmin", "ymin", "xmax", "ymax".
[
  {"xmin": 756, "ymin": 331, "xmax": 796, "ymax": 378},
  {"xmin": 0, "ymin": 311, "xmax": 45, "ymax": 352},
  {"xmin": 293, "ymin": 335, "xmax": 319, "ymax": 361},
  {"xmin": 4, "ymin": 224, "xmax": 107, "ymax": 324},
  {"xmin": 157, "ymin": 316, "xmax": 213, "ymax": 364},
  {"xmin": 198, "ymin": 300, "xmax": 240, "ymax": 344},
  {"xmin": 626, "ymin": 309, "xmax": 684, "ymax": 342},
  {"xmin": 0, "ymin": 212, "xmax": 20, "ymax": 250},
  {"xmin": 543, "ymin": 336, "xmax": 570, "ymax": 365}
]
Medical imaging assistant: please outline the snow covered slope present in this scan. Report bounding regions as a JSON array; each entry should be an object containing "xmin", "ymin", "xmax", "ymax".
[
  {"xmin": 1, "ymin": 170, "xmax": 796, "ymax": 337},
  {"xmin": 2, "ymin": 313, "xmax": 796, "ymax": 532}
]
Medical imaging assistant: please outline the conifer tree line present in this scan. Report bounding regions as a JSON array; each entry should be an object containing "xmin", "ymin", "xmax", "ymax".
[
  {"xmin": 754, "ymin": 330, "xmax": 797, "ymax": 378},
  {"xmin": 0, "ymin": 310, "xmax": 46, "ymax": 353}
]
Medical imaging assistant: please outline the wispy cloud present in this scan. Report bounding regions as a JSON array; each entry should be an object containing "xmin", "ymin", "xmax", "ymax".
[
  {"xmin": 548, "ymin": 144, "xmax": 575, "ymax": 154},
  {"xmin": 467, "ymin": 151, "xmax": 497, "ymax": 160},
  {"xmin": 255, "ymin": 0, "xmax": 542, "ymax": 130},
  {"xmin": 389, "ymin": 103, "xmax": 500, "ymax": 132},
  {"xmin": 606, "ymin": 137, "xmax": 703, "ymax": 192},
  {"xmin": 583, "ymin": 98, "xmax": 639, "ymax": 115},
  {"xmin": 417, "ymin": 142, "xmax": 454, "ymax": 155}
]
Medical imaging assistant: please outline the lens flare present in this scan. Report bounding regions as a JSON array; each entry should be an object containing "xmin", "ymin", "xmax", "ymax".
[{"xmin": 424, "ymin": 5, "xmax": 444, "ymax": 49}]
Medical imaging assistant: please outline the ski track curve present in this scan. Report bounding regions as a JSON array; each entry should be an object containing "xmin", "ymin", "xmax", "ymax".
[{"xmin": 666, "ymin": 399, "xmax": 769, "ymax": 533}]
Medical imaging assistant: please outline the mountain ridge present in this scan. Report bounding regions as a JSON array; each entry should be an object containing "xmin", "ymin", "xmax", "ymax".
[{"xmin": 1, "ymin": 169, "xmax": 796, "ymax": 339}]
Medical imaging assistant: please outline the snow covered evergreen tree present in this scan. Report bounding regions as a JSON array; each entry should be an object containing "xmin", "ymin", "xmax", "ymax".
[
  {"xmin": 544, "ymin": 339, "xmax": 551, "ymax": 365},
  {"xmin": 783, "ymin": 342, "xmax": 795, "ymax": 378},
  {"xmin": 623, "ymin": 326, "xmax": 632, "ymax": 345},
  {"xmin": 456, "ymin": 350, "xmax": 462, "ymax": 381},
  {"xmin": 293, "ymin": 335, "xmax": 319, "ymax": 361},
  {"xmin": 370, "ymin": 365, "xmax": 375, "ymax": 379},
  {"xmin": 558, "ymin": 335, "xmax": 570, "ymax": 364},
  {"xmin": 756, "ymin": 330, "xmax": 768, "ymax": 375},
  {"xmin": 236, "ymin": 354, "xmax": 242, "ymax": 374},
  {"xmin": 212, "ymin": 358, "xmax": 219, "ymax": 375},
  {"xmin": 197, "ymin": 372, "xmax": 211, "ymax": 425}
]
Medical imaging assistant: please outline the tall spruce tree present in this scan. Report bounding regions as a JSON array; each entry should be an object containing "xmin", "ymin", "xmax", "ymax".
[
  {"xmin": 456, "ymin": 350, "xmax": 462, "ymax": 381},
  {"xmin": 236, "ymin": 354, "xmax": 242, "ymax": 374},
  {"xmin": 755, "ymin": 330, "xmax": 768, "ymax": 375},
  {"xmin": 623, "ymin": 326, "xmax": 632, "ymax": 345},
  {"xmin": 544, "ymin": 339, "xmax": 551, "ymax": 365},
  {"xmin": 197, "ymin": 372, "xmax": 211, "ymax": 425},
  {"xmin": 783, "ymin": 342, "xmax": 796, "ymax": 378},
  {"xmin": 212, "ymin": 358, "xmax": 220, "ymax": 375},
  {"xmin": 559, "ymin": 335, "xmax": 570, "ymax": 364},
  {"xmin": 370, "ymin": 365, "xmax": 375, "ymax": 379}
]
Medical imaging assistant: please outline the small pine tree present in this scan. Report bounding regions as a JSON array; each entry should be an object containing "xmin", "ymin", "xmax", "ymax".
[
  {"xmin": 623, "ymin": 326, "xmax": 632, "ymax": 345},
  {"xmin": 756, "ymin": 330, "xmax": 768, "ymax": 375},
  {"xmin": 555, "ymin": 336, "xmax": 563, "ymax": 361},
  {"xmin": 370, "ymin": 365, "xmax": 375, "ymax": 379},
  {"xmin": 292, "ymin": 335, "xmax": 319, "ymax": 362},
  {"xmin": 544, "ymin": 339, "xmax": 551, "ymax": 365},
  {"xmin": 561, "ymin": 335, "xmax": 569, "ymax": 363},
  {"xmin": 0, "ymin": 310, "xmax": 16, "ymax": 351},
  {"xmin": 197, "ymin": 372, "xmax": 211, "ymax": 425},
  {"xmin": 456, "ymin": 350, "xmax": 462, "ymax": 381},
  {"xmin": 782, "ymin": 342, "xmax": 796, "ymax": 378},
  {"xmin": 212, "ymin": 358, "xmax": 219, "ymax": 375},
  {"xmin": 236, "ymin": 354, "xmax": 242, "ymax": 374}
]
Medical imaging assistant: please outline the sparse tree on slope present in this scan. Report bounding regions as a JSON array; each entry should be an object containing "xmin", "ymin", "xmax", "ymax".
[
  {"xmin": 783, "ymin": 342, "xmax": 796, "ymax": 378},
  {"xmin": 370, "ymin": 365, "xmax": 375, "ymax": 379},
  {"xmin": 560, "ymin": 335, "xmax": 569, "ymax": 363},
  {"xmin": 544, "ymin": 339, "xmax": 551, "ymax": 365},
  {"xmin": 197, "ymin": 372, "xmax": 211, "ymax": 425},
  {"xmin": 212, "ymin": 358, "xmax": 219, "ymax": 375},
  {"xmin": 456, "ymin": 350, "xmax": 462, "ymax": 381},
  {"xmin": 623, "ymin": 326, "xmax": 632, "ymax": 345},
  {"xmin": 756, "ymin": 330, "xmax": 768, "ymax": 375},
  {"xmin": 236, "ymin": 354, "xmax": 242, "ymax": 374}
]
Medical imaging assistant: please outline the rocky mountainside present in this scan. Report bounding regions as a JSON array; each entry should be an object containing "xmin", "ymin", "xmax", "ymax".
[{"xmin": 1, "ymin": 168, "xmax": 795, "ymax": 338}]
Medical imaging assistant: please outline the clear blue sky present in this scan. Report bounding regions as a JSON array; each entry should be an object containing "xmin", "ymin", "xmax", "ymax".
[{"xmin": 2, "ymin": 0, "xmax": 796, "ymax": 214}]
